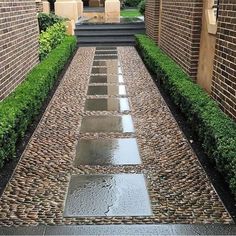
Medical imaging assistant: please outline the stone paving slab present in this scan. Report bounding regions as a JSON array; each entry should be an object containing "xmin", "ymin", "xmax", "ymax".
[
  {"xmin": 80, "ymin": 115, "xmax": 135, "ymax": 133},
  {"xmin": 85, "ymin": 98, "xmax": 130, "ymax": 112},
  {"xmin": 1, "ymin": 224, "xmax": 236, "ymax": 235},
  {"xmin": 64, "ymin": 174, "xmax": 152, "ymax": 217},
  {"xmin": 74, "ymin": 138, "xmax": 141, "ymax": 166},
  {"xmin": 0, "ymin": 47, "xmax": 233, "ymax": 226},
  {"xmin": 87, "ymin": 85, "xmax": 126, "ymax": 96},
  {"xmin": 89, "ymin": 74, "xmax": 124, "ymax": 84}
]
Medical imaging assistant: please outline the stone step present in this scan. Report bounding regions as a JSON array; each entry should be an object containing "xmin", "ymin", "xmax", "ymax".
[
  {"xmin": 75, "ymin": 30, "xmax": 145, "ymax": 36},
  {"xmin": 77, "ymin": 35, "xmax": 134, "ymax": 43},
  {"xmin": 1, "ymin": 224, "xmax": 236, "ymax": 235},
  {"xmin": 75, "ymin": 23, "xmax": 145, "ymax": 30},
  {"xmin": 78, "ymin": 42, "xmax": 135, "ymax": 46}
]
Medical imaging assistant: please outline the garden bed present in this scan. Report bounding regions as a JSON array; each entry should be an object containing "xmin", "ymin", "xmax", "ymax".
[
  {"xmin": 135, "ymin": 34, "xmax": 236, "ymax": 205},
  {"xmin": 0, "ymin": 36, "xmax": 77, "ymax": 195}
]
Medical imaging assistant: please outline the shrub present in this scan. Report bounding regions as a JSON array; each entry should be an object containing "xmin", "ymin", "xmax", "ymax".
[
  {"xmin": 0, "ymin": 36, "xmax": 77, "ymax": 168},
  {"xmin": 135, "ymin": 34, "xmax": 236, "ymax": 197},
  {"xmin": 138, "ymin": 0, "xmax": 145, "ymax": 15},
  {"xmin": 39, "ymin": 22, "xmax": 67, "ymax": 61},
  {"xmin": 38, "ymin": 13, "xmax": 64, "ymax": 32},
  {"xmin": 124, "ymin": 0, "xmax": 142, "ymax": 8}
]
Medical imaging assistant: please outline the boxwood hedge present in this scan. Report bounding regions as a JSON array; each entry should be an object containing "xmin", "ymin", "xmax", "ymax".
[
  {"xmin": 0, "ymin": 36, "xmax": 77, "ymax": 168},
  {"xmin": 135, "ymin": 34, "xmax": 236, "ymax": 196}
]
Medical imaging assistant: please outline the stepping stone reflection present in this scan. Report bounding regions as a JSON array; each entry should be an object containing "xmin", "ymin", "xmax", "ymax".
[
  {"xmin": 85, "ymin": 98, "xmax": 130, "ymax": 112},
  {"xmin": 93, "ymin": 61, "xmax": 106, "ymax": 66},
  {"xmin": 64, "ymin": 174, "xmax": 152, "ymax": 217},
  {"xmin": 94, "ymin": 55, "xmax": 118, "ymax": 60},
  {"xmin": 87, "ymin": 85, "xmax": 126, "ymax": 96},
  {"xmin": 90, "ymin": 74, "xmax": 124, "ymax": 84},
  {"xmin": 95, "ymin": 51, "xmax": 117, "ymax": 55},
  {"xmin": 91, "ymin": 67, "xmax": 107, "ymax": 74},
  {"xmin": 80, "ymin": 115, "xmax": 134, "ymax": 133},
  {"xmin": 96, "ymin": 46, "xmax": 117, "ymax": 50},
  {"xmin": 75, "ymin": 138, "xmax": 141, "ymax": 166}
]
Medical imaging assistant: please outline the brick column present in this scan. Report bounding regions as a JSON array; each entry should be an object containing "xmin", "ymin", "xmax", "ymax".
[
  {"xmin": 145, "ymin": 0, "xmax": 160, "ymax": 43},
  {"xmin": 211, "ymin": 0, "xmax": 236, "ymax": 120},
  {"xmin": 159, "ymin": 0, "xmax": 203, "ymax": 79}
]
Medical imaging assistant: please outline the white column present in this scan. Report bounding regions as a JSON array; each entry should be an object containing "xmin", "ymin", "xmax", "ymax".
[
  {"xmin": 55, "ymin": 0, "xmax": 79, "ymax": 20},
  {"xmin": 42, "ymin": 0, "xmax": 50, "ymax": 14},
  {"xmin": 105, "ymin": 0, "xmax": 120, "ymax": 22}
]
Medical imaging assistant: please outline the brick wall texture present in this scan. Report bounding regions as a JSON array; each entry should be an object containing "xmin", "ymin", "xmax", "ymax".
[
  {"xmin": 0, "ymin": 0, "xmax": 39, "ymax": 101},
  {"xmin": 145, "ymin": 0, "xmax": 160, "ymax": 42},
  {"xmin": 36, "ymin": 1, "xmax": 43, "ymax": 13},
  {"xmin": 159, "ymin": 0, "xmax": 203, "ymax": 79},
  {"xmin": 145, "ymin": 0, "xmax": 236, "ymax": 120},
  {"xmin": 211, "ymin": 0, "xmax": 236, "ymax": 120}
]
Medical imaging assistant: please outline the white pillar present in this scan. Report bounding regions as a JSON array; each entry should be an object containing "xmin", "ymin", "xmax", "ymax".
[
  {"xmin": 55, "ymin": 0, "xmax": 79, "ymax": 20},
  {"xmin": 76, "ymin": 0, "xmax": 83, "ymax": 17},
  {"xmin": 105, "ymin": 0, "xmax": 120, "ymax": 22},
  {"xmin": 42, "ymin": 0, "xmax": 50, "ymax": 14}
]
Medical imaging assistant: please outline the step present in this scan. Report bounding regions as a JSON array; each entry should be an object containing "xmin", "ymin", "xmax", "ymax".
[
  {"xmin": 0, "ymin": 224, "xmax": 236, "ymax": 235},
  {"xmin": 77, "ymin": 36, "xmax": 135, "ymax": 43},
  {"xmin": 75, "ymin": 30, "xmax": 145, "ymax": 36},
  {"xmin": 78, "ymin": 42, "xmax": 135, "ymax": 46},
  {"xmin": 75, "ymin": 24, "xmax": 145, "ymax": 30}
]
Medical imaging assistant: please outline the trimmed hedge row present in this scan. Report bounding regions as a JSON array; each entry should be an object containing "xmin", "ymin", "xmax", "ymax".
[
  {"xmin": 39, "ymin": 22, "xmax": 67, "ymax": 61},
  {"xmin": 135, "ymin": 34, "xmax": 236, "ymax": 196},
  {"xmin": 0, "ymin": 36, "xmax": 77, "ymax": 168}
]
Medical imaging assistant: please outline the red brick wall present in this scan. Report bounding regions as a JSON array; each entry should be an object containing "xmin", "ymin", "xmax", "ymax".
[
  {"xmin": 0, "ymin": 0, "xmax": 39, "ymax": 100},
  {"xmin": 159, "ymin": 0, "xmax": 203, "ymax": 79},
  {"xmin": 211, "ymin": 0, "xmax": 236, "ymax": 120},
  {"xmin": 145, "ymin": 0, "xmax": 160, "ymax": 42}
]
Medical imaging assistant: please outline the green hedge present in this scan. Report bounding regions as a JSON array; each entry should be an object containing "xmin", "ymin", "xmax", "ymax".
[
  {"xmin": 38, "ymin": 13, "xmax": 65, "ymax": 32},
  {"xmin": 135, "ymin": 34, "xmax": 236, "ymax": 195},
  {"xmin": 39, "ymin": 22, "xmax": 67, "ymax": 61},
  {"xmin": 0, "ymin": 36, "xmax": 77, "ymax": 168}
]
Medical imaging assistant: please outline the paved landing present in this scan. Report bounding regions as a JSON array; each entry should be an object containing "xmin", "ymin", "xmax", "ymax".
[{"xmin": 1, "ymin": 224, "xmax": 236, "ymax": 235}]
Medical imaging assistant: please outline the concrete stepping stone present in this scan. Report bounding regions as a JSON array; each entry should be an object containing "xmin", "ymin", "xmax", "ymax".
[
  {"xmin": 90, "ymin": 74, "xmax": 124, "ymax": 84},
  {"xmin": 85, "ymin": 98, "xmax": 130, "ymax": 112},
  {"xmin": 74, "ymin": 138, "xmax": 141, "ymax": 166},
  {"xmin": 63, "ymin": 174, "xmax": 152, "ymax": 217},
  {"xmin": 94, "ymin": 55, "xmax": 118, "ymax": 60},
  {"xmin": 96, "ymin": 46, "xmax": 117, "ymax": 50},
  {"xmin": 80, "ymin": 115, "xmax": 134, "ymax": 133},
  {"xmin": 87, "ymin": 85, "xmax": 126, "ymax": 96},
  {"xmin": 93, "ymin": 61, "xmax": 106, "ymax": 66},
  {"xmin": 95, "ymin": 51, "xmax": 117, "ymax": 55},
  {"xmin": 91, "ymin": 67, "xmax": 107, "ymax": 74}
]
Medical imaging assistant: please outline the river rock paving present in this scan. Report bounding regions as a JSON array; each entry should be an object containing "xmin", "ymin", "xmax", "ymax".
[{"xmin": 0, "ymin": 46, "xmax": 233, "ymax": 226}]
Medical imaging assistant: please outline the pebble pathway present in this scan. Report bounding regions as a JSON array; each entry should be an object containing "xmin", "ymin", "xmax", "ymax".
[{"xmin": 0, "ymin": 46, "xmax": 233, "ymax": 226}]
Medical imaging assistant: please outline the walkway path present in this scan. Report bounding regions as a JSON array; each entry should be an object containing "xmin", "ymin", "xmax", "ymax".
[{"xmin": 0, "ymin": 47, "xmax": 232, "ymax": 226}]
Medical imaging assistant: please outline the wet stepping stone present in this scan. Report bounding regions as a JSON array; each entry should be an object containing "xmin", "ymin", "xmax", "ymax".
[
  {"xmin": 80, "ymin": 115, "xmax": 134, "ymax": 133},
  {"xmin": 89, "ymin": 75, "xmax": 124, "ymax": 84},
  {"xmin": 93, "ymin": 61, "xmax": 106, "ymax": 66},
  {"xmin": 94, "ymin": 55, "xmax": 118, "ymax": 60},
  {"xmin": 64, "ymin": 174, "xmax": 152, "ymax": 217},
  {"xmin": 91, "ymin": 67, "xmax": 107, "ymax": 74},
  {"xmin": 96, "ymin": 46, "xmax": 117, "ymax": 50},
  {"xmin": 74, "ymin": 138, "xmax": 141, "ymax": 166},
  {"xmin": 87, "ymin": 85, "xmax": 126, "ymax": 96},
  {"xmin": 85, "ymin": 98, "xmax": 130, "ymax": 112},
  {"xmin": 95, "ymin": 51, "xmax": 117, "ymax": 55}
]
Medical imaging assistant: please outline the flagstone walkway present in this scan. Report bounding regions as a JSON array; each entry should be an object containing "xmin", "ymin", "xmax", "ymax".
[{"xmin": 0, "ymin": 46, "xmax": 233, "ymax": 226}]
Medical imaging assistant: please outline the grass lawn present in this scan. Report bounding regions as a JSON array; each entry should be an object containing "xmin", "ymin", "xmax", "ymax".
[{"xmin": 120, "ymin": 9, "xmax": 142, "ymax": 17}]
